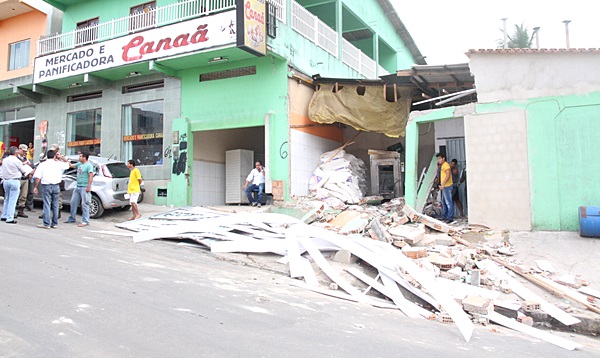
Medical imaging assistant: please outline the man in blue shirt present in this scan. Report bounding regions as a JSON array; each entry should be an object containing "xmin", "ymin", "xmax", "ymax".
[{"xmin": 64, "ymin": 151, "xmax": 94, "ymax": 227}]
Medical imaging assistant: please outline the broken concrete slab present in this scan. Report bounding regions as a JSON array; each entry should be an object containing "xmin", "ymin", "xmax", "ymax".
[{"xmin": 462, "ymin": 295, "xmax": 493, "ymax": 315}]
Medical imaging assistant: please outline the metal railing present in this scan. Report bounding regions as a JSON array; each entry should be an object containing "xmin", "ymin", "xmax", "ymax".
[
  {"xmin": 291, "ymin": 0, "xmax": 337, "ymax": 57},
  {"xmin": 37, "ymin": 0, "xmax": 381, "ymax": 78},
  {"xmin": 38, "ymin": 0, "xmax": 235, "ymax": 56},
  {"xmin": 269, "ymin": 0, "xmax": 286, "ymax": 24}
]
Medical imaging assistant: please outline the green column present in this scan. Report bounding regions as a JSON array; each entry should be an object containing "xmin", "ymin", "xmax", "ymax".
[{"xmin": 167, "ymin": 117, "xmax": 192, "ymax": 206}]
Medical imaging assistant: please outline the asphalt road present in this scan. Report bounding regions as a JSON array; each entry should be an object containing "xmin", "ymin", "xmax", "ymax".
[{"xmin": 1, "ymin": 204, "xmax": 600, "ymax": 357}]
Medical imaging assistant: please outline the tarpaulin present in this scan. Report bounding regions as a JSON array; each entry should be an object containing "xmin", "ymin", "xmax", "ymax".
[{"xmin": 308, "ymin": 84, "xmax": 412, "ymax": 138}]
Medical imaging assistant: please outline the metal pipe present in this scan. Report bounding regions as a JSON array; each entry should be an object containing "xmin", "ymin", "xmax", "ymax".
[
  {"xmin": 413, "ymin": 88, "xmax": 476, "ymax": 106},
  {"xmin": 435, "ymin": 89, "xmax": 477, "ymax": 106},
  {"xmin": 563, "ymin": 20, "xmax": 571, "ymax": 49}
]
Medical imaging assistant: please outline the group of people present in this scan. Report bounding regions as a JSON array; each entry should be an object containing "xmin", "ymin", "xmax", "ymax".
[
  {"xmin": 1, "ymin": 143, "xmax": 143, "ymax": 227},
  {"xmin": 436, "ymin": 153, "xmax": 466, "ymax": 224}
]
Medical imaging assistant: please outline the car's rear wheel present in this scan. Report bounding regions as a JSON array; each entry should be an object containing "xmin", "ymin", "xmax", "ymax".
[
  {"xmin": 137, "ymin": 191, "xmax": 144, "ymax": 203},
  {"xmin": 90, "ymin": 194, "xmax": 104, "ymax": 219}
]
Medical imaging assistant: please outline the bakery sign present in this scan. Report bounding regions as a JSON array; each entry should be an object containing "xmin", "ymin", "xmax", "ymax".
[
  {"xmin": 33, "ymin": 10, "xmax": 237, "ymax": 83},
  {"xmin": 236, "ymin": 0, "xmax": 266, "ymax": 56}
]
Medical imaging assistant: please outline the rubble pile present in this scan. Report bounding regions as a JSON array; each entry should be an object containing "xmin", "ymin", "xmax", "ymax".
[
  {"xmin": 117, "ymin": 202, "xmax": 599, "ymax": 351},
  {"xmin": 308, "ymin": 148, "xmax": 367, "ymax": 205}
]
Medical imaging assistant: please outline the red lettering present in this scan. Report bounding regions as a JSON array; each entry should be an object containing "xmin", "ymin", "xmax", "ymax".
[
  {"xmin": 156, "ymin": 38, "xmax": 172, "ymax": 51},
  {"xmin": 140, "ymin": 41, "xmax": 155, "ymax": 55},
  {"xmin": 122, "ymin": 36, "xmax": 144, "ymax": 61},
  {"xmin": 191, "ymin": 25, "xmax": 209, "ymax": 43},
  {"xmin": 245, "ymin": 1, "xmax": 264, "ymax": 24},
  {"xmin": 173, "ymin": 33, "xmax": 191, "ymax": 47}
]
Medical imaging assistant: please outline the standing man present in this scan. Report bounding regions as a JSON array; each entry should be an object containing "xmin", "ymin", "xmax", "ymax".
[
  {"xmin": 38, "ymin": 144, "xmax": 64, "ymax": 217},
  {"xmin": 126, "ymin": 159, "xmax": 142, "ymax": 221},
  {"xmin": 436, "ymin": 153, "xmax": 454, "ymax": 223},
  {"xmin": 32, "ymin": 150, "xmax": 72, "ymax": 229},
  {"xmin": 16, "ymin": 144, "xmax": 32, "ymax": 218},
  {"xmin": 450, "ymin": 159, "xmax": 465, "ymax": 217},
  {"xmin": 1, "ymin": 146, "xmax": 30, "ymax": 224},
  {"xmin": 64, "ymin": 151, "xmax": 94, "ymax": 227},
  {"xmin": 242, "ymin": 161, "xmax": 266, "ymax": 207}
]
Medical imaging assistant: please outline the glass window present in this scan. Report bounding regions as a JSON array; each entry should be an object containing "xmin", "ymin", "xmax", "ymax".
[
  {"xmin": 76, "ymin": 18, "xmax": 99, "ymax": 45},
  {"xmin": 67, "ymin": 109, "xmax": 102, "ymax": 155},
  {"xmin": 122, "ymin": 100, "xmax": 163, "ymax": 166},
  {"xmin": 130, "ymin": 1, "xmax": 156, "ymax": 31},
  {"xmin": 8, "ymin": 40, "xmax": 30, "ymax": 71}
]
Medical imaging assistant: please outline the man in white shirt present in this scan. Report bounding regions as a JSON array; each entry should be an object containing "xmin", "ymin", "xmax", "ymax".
[
  {"xmin": 33, "ymin": 150, "xmax": 72, "ymax": 229},
  {"xmin": 242, "ymin": 161, "xmax": 266, "ymax": 207},
  {"xmin": 1, "ymin": 146, "xmax": 29, "ymax": 224}
]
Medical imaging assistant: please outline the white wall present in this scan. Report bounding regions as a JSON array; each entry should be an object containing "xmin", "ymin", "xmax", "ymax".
[
  {"xmin": 434, "ymin": 117, "xmax": 465, "ymax": 152},
  {"xmin": 469, "ymin": 51, "xmax": 600, "ymax": 103},
  {"xmin": 192, "ymin": 160, "xmax": 225, "ymax": 206},
  {"xmin": 290, "ymin": 129, "xmax": 340, "ymax": 196},
  {"xmin": 464, "ymin": 110, "xmax": 531, "ymax": 230}
]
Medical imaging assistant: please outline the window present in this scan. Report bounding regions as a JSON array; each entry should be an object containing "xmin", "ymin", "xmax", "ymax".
[
  {"xmin": 130, "ymin": 1, "xmax": 157, "ymax": 31},
  {"xmin": 67, "ymin": 109, "xmax": 102, "ymax": 155},
  {"xmin": 76, "ymin": 18, "xmax": 99, "ymax": 45},
  {"xmin": 122, "ymin": 100, "xmax": 164, "ymax": 166},
  {"xmin": 8, "ymin": 40, "xmax": 30, "ymax": 71}
]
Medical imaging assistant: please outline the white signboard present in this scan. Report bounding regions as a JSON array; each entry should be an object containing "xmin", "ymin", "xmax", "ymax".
[{"xmin": 34, "ymin": 10, "xmax": 237, "ymax": 83}]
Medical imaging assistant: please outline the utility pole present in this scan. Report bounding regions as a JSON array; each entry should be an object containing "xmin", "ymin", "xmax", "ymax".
[
  {"xmin": 501, "ymin": 18, "xmax": 508, "ymax": 49},
  {"xmin": 563, "ymin": 20, "xmax": 571, "ymax": 49},
  {"xmin": 532, "ymin": 27, "xmax": 540, "ymax": 49}
]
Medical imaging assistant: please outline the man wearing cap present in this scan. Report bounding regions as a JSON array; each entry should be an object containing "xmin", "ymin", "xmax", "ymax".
[
  {"xmin": 1, "ymin": 146, "xmax": 30, "ymax": 224},
  {"xmin": 16, "ymin": 144, "xmax": 32, "ymax": 218}
]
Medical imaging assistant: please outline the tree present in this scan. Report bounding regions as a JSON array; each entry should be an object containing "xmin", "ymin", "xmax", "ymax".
[{"xmin": 498, "ymin": 23, "xmax": 533, "ymax": 49}]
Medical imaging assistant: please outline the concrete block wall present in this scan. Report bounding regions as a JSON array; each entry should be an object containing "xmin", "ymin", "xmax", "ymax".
[
  {"xmin": 290, "ymin": 129, "xmax": 340, "ymax": 197},
  {"xmin": 192, "ymin": 160, "xmax": 225, "ymax": 206},
  {"xmin": 464, "ymin": 110, "xmax": 531, "ymax": 230}
]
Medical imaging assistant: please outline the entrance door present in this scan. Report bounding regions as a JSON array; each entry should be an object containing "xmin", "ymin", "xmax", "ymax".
[
  {"xmin": 1, "ymin": 107, "xmax": 35, "ymax": 147},
  {"xmin": 446, "ymin": 138, "xmax": 467, "ymax": 216}
]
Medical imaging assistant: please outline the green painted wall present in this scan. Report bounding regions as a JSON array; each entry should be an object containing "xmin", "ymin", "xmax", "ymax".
[
  {"xmin": 406, "ymin": 92, "xmax": 600, "ymax": 231},
  {"xmin": 174, "ymin": 56, "xmax": 290, "ymax": 204},
  {"xmin": 62, "ymin": 0, "xmax": 179, "ymax": 31},
  {"xmin": 167, "ymin": 116, "xmax": 192, "ymax": 206}
]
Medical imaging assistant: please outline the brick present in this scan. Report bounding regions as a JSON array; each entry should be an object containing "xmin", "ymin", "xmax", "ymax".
[
  {"xmin": 462, "ymin": 295, "xmax": 493, "ymax": 315},
  {"xmin": 517, "ymin": 314, "xmax": 534, "ymax": 326},
  {"xmin": 521, "ymin": 300, "xmax": 541, "ymax": 312}
]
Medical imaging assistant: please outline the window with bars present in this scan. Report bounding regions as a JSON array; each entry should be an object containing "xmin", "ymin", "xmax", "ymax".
[
  {"xmin": 199, "ymin": 66, "xmax": 256, "ymax": 82},
  {"xmin": 130, "ymin": 1, "xmax": 157, "ymax": 31},
  {"xmin": 76, "ymin": 18, "xmax": 99, "ymax": 45}
]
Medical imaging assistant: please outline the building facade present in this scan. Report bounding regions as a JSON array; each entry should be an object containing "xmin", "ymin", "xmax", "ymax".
[
  {"xmin": 404, "ymin": 49, "xmax": 600, "ymax": 231},
  {"xmin": 0, "ymin": 0, "xmax": 61, "ymax": 155},
  {"xmin": 26, "ymin": 0, "xmax": 422, "ymax": 207}
]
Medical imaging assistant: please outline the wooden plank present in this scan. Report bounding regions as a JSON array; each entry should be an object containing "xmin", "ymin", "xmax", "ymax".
[
  {"xmin": 482, "ymin": 260, "xmax": 581, "ymax": 326},
  {"xmin": 328, "ymin": 210, "xmax": 363, "ymax": 227},
  {"xmin": 299, "ymin": 257, "xmax": 319, "ymax": 287},
  {"xmin": 532, "ymin": 274, "xmax": 600, "ymax": 315},
  {"xmin": 580, "ymin": 286, "xmax": 600, "ymax": 300},
  {"xmin": 487, "ymin": 312, "xmax": 581, "ymax": 351}
]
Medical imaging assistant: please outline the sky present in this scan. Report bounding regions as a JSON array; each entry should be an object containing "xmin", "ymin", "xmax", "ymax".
[{"xmin": 392, "ymin": 0, "xmax": 600, "ymax": 65}]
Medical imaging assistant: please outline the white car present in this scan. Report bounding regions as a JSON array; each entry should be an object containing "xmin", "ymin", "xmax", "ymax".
[{"xmin": 33, "ymin": 156, "xmax": 143, "ymax": 218}]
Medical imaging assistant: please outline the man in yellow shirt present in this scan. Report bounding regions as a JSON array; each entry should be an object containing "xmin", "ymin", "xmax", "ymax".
[
  {"xmin": 126, "ymin": 159, "xmax": 142, "ymax": 220},
  {"xmin": 437, "ymin": 153, "xmax": 454, "ymax": 223}
]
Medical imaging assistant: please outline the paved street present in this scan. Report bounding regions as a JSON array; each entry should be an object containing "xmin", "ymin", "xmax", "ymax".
[{"xmin": 1, "ymin": 203, "xmax": 600, "ymax": 357}]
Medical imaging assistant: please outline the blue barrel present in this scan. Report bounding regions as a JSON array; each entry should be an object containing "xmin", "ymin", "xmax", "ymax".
[{"xmin": 579, "ymin": 206, "xmax": 600, "ymax": 237}]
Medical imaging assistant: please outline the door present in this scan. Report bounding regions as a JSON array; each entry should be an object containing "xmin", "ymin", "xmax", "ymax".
[{"xmin": 446, "ymin": 138, "xmax": 467, "ymax": 216}]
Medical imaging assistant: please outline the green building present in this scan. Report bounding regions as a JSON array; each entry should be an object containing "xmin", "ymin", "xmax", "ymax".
[{"xmin": 21, "ymin": 0, "xmax": 424, "ymax": 214}]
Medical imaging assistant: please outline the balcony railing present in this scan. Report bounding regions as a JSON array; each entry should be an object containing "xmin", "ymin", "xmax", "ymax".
[
  {"xmin": 37, "ymin": 0, "xmax": 382, "ymax": 78},
  {"xmin": 38, "ymin": 0, "xmax": 235, "ymax": 56}
]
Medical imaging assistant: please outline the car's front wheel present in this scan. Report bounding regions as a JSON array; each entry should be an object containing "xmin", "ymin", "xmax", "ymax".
[{"xmin": 90, "ymin": 194, "xmax": 105, "ymax": 219}]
